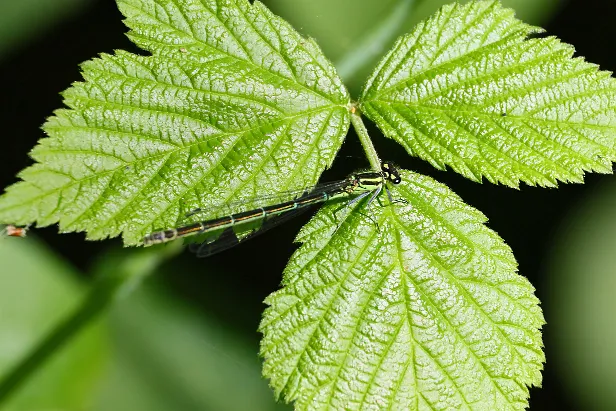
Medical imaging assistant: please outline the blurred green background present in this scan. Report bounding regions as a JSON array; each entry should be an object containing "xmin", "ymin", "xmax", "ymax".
[{"xmin": 1, "ymin": 0, "xmax": 615, "ymax": 410}]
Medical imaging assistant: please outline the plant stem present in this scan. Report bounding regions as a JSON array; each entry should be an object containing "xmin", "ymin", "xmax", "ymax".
[
  {"xmin": 0, "ymin": 242, "xmax": 181, "ymax": 404},
  {"xmin": 335, "ymin": 0, "xmax": 414, "ymax": 82},
  {"xmin": 350, "ymin": 106, "xmax": 381, "ymax": 170}
]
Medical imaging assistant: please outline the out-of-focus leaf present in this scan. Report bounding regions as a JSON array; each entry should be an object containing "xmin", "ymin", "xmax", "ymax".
[
  {"xmin": 410, "ymin": 0, "xmax": 561, "ymax": 28},
  {"xmin": 265, "ymin": 0, "xmax": 403, "ymax": 64},
  {"xmin": 334, "ymin": 0, "xmax": 417, "ymax": 87},
  {"xmin": 94, "ymin": 282, "xmax": 290, "ymax": 411},
  {"xmin": 264, "ymin": 0, "xmax": 561, "ymax": 94},
  {"xmin": 265, "ymin": 0, "xmax": 416, "ymax": 95},
  {"xmin": 546, "ymin": 180, "xmax": 616, "ymax": 410},
  {"xmin": 0, "ymin": 235, "xmax": 107, "ymax": 410},
  {"xmin": 0, "ymin": 0, "xmax": 90, "ymax": 60}
]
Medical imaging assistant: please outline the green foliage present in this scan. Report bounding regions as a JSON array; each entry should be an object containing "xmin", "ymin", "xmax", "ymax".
[
  {"xmin": 266, "ymin": 0, "xmax": 418, "ymax": 95},
  {"xmin": 266, "ymin": 0, "xmax": 560, "ymax": 96},
  {"xmin": 360, "ymin": 1, "xmax": 616, "ymax": 187},
  {"xmin": 547, "ymin": 179, "xmax": 616, "ymax": 410},
  {"xmin": 261, "ymin": 171, "xmax": 544, "ymax": 410},
  {"xmin": 95, "ymin": 281, "xmax": 290, "ymax": 411},
  {"xmin": 0, "ymin": 237, "xmax": 107, "ymax": 410},
  {"xmin": 0, "ymin": 0, "xmax": 88, "ymax": 61},
  {"xmin": 5, "ymin": 0, "xmax": 616, "ymax": 409},
  {"xmin": 0, "ymin": 0, "xmax": 349, "ymax": 244}
]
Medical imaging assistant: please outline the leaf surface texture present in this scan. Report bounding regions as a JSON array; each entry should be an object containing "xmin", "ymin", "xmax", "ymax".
[
  {"xmin": 360, "ymin": 1, "xmax": 616, "ymax": 187},
  {"xmin": 0, "ymin": 0, "xmax": 349, "ymax": 243},
  {"xmin": 261, "ymin": 170, "xmax": 544, "ymax": 410}
]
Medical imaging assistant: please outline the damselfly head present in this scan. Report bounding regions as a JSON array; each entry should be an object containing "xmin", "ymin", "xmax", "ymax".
[{"xmin": 382, "ymin": 162, "xmax": 402, "ymax": 185}]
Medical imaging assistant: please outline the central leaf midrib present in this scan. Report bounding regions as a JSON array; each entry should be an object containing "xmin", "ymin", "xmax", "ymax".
[
  {"xmin": 277, "ymin": 222, "xmax": 382, "ymax": 400},
  {"xmin": 83, "ymin": 64, "xmax": 296, "ymax": 116},
  {"xmin": 386, "ymin": 211, "xmax": 517, "ymax": 406},
  {"xmin": 375, "ymin": 102, "xmax": 615, "ymax": 174},
  {"xmin": 0, "ymin": 105, "xmax": 345, "ymax": 218},
  {"xmin": 387, "ymin": 205, "xmax": 476, "ymax": 408},
  {"xmin": 366, "ymin": 99, "xmax": 616, "ymax": 132},
  {"xmin": 386, "ymin": 183, "xmax": 536, "ymax": 370}
]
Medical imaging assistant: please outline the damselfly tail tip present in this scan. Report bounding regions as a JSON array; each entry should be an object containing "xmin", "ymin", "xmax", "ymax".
[
  {"xmin": 2, "ymin": 224, "xmax": 29, "ymax": 238},
  {"xmin": 143, "ymin": 231, "xmax": 163, "ymax": 245},
  {"xmin": 143, "ymin": 229, "xmax": 178, "ymax": 245}
]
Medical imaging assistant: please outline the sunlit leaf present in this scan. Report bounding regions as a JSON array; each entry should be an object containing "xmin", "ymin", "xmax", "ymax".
[
  {"xmin": 261, "ymin": 170, "xmax": 544, "ymax": 410},
  {"xmin": 360, "ymin": 1, "xmax": 616, "ymax": 187},
  {"xmin": 0, "ymin": 0, "xmax": 350, "ymax": 244}
]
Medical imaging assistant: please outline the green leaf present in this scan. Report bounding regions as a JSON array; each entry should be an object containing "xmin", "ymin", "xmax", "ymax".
[
  {"xmin": 0, "ymin": 236, "xmax": 107, "ymax": 410},
  {"xmin": 360, "ymin": 0, "xmax": 616, "ymax": 188},
  {"xmin": 0, "ymin": 0, "xmax": 350, "ymax": 244},
  {"xmin": 0, "ymin": 0, "xmax": 89, "ymax": 61},
  {"xmin": 408, "ymin": 0, "xmax": 562, "ymax": 27},
  {"xmin": 265, "ymin": 0, "xmax": 419, "ymax": 95},
  {"xmin": 260, "ymin": 170, "xmax": 544, "ymax": 410},
  {"xmin": 547, "ymin": 179, "xmax": 616, "ymax": 410},
  {"xmin": 95, "ymin": 282, "xmax": 290, "ymax": 411}
]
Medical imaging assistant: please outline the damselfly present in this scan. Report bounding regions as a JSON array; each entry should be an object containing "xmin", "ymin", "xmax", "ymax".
[{"xmin": 143, "ymin": 162, "xmax": 402, "ymax": 257}]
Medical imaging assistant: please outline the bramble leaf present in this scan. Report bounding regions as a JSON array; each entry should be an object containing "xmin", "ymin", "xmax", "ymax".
[
  {"xmin": 0, "ymin": 0, "xmax": 350, "ymax": 244},
  {"xmin": 360, "ymin": 0, "xmax": 616, "ymax": 187},
  {"xmin": 260, "ymin": 170, "xmax": 544, "ymax": 410}
]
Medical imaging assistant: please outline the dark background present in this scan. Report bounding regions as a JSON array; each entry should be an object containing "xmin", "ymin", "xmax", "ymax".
[{"xmin": 1, "ymin": 0, "xmax": 615, "ymax": 409}]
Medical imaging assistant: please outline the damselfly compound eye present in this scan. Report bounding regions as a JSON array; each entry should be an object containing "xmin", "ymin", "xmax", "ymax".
[{"xmin": 382, "ymin": 162, "xmax": 402, "ymax": 184}]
